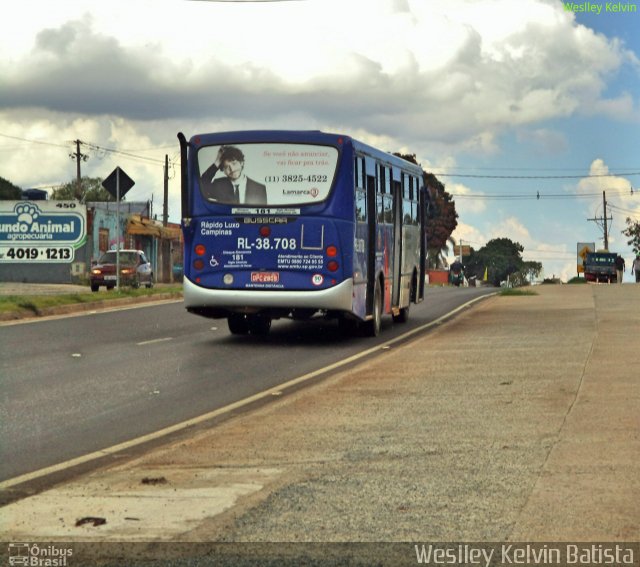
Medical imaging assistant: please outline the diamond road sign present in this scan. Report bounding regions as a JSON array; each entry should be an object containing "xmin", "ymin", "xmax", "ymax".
[{"xmin": 102, "ymin": 166, "xmax": 135, "ymax": 200}]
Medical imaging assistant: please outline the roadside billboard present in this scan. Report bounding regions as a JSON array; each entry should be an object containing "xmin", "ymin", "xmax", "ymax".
[
  {"xmin": 453, "ymin": 245, "xmax": 471, "ymax": 257},
  {"xmin": 577, "ymin": 242, "xmax": 595, "ymax": 274},
  {"xmin": 0, "ymin": 201, "xmax": 87, "ymax": 263}
]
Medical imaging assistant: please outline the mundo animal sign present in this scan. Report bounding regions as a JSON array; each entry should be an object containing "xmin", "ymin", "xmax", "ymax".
[{"xmin": 0, "ymin": 201, "xmax": 86, "ymax": 263}]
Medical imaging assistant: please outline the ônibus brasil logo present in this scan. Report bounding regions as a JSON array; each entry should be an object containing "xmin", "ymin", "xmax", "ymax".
[
  {"xmin": 8, "ymin": 543, "xmax": 73, "ymax": 566},
  {"xmin": 0, "ymin": 203, "xmax": 84, "ymax": 244}
]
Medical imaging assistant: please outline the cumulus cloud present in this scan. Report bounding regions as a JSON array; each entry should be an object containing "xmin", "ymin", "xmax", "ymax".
[
  {"xmin": 575, "ymin": 158, "xmax": 639, "ymax": 249},
  {"xmin": 1, "ymin": 0, "xmax": 638, "ymax": 262},
  {"xmin": 1, "ymin": 0, "xmax": 636, "ymax": 146},
  {"xmin": 448, "ymin": 182, "xmax": 488, "ymax": 215}
]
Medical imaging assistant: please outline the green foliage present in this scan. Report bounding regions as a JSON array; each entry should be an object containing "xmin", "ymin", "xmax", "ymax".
[
  {"xmin": 507, "ymin": 271, "xmax": 530, "ymax": 287},
  {"xmin": 424, "ymin": 173, "xmax": 458, "ymax": 268},
  {"xmin": 567, "ymin": 276, "xmax": 587, "ymax": 284},
  {"xmin": 0, "ymin": 176, "xmax": 22, "ymax": 200},
  {"xmin": 0, "ymin": 286, "xmax": 183, "ymax": 317},
  {"xmin": 622, "ymin": 217, "xmax": 640, "ymax": 254},
  {"xmin": 499, "ymin": 288, "xmax": 538, "ymax": 296},
  {"xmin": 464, "ymin": 238, "xmax": 528, "ymax": 286},
  {"xmin": 51, "ymin": 176, "xmax": 116, "ymax": 203}
]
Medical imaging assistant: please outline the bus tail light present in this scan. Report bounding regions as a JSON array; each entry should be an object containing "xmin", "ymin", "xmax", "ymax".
[
  {"xmin": 327, "ymin": 260, "xmax": 339, "ymax": 272},
  {"xmin": 194, "ymin": 259, "xmax": 204, "ymax": 270},
  {"xmin": 195, "ymin": 244, "xmax": 206, "ymax": 256},
  {"xmin": 326, "ymin": 245, "xmax": 338, "ymax": 257},
  {"xmin": 260, "ymin": 225, "xmax": 271, "ymax": 237}
]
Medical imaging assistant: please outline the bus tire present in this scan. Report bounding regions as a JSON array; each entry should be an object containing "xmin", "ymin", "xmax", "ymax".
[
  {"xmin": 366, "ymin": 279, "xmax": 383, "ymax": 337},
  {"xmin": 248, "ymin": 314, "xmax": 272, "ymax": 336},
  {"xmin": 228, "ymin": 314, "xmax": 250, "ymax": 335}
]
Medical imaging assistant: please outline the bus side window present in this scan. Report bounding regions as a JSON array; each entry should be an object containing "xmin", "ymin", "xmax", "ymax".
[
  {"xmin": 356, "ymin": 189, "xmax": 367, "ymax": 222},
  {"xmin": 403, "ymin": 197, "xmax": 412, "ymax": 225},
  {"xmin": 377, "ymin": 192, "xmax": 385, "ymax": 224},
  {"xmin": 389, "ymin": 179, "xmax": 401, "ymax": 224},
  {"xmin": 412, "ymin": 177, "xmax": 419, "ymax": 225},
  {"xmin": 375, "ymin": 164, "xmax": 383, "ymax": 223},
  {"xmin": 355, "ymin": 156, "xmax": 365, "ymax": 190}
]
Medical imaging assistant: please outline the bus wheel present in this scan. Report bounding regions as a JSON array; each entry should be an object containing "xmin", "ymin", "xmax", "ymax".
[
  {"xmin": 366, "ymin": 280, "xmax": 383, "ymax": 337},
  {"xmin": 228, "ymin": 314, "xmax": 250, "ymax": 335},
  {"xmin": 248, "ymin": 314, "xmax": 272, "ymax": 336}
]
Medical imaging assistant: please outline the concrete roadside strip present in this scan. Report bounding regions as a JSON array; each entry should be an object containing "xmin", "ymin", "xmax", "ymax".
[{"xmin": 0, "ymin": 286, "xmax": 638, "ymax": 549}]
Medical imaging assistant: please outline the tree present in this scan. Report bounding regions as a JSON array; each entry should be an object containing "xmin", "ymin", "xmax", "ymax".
[
  {"xmin": 464, "ymin": 238, "xmax": 526, "ymax": 286},
  {"xmin": 424, "ymin": 173, "xmax": 458, "ymax": 268},
  {"xmin": 51, "ymin": 176, "xmax": 116, "ymax": 203},
  {"xmin": 622, "ymin": 217, "xmax": 640, "ymax": 254},
  {"xmin": 522, "ymin": 260, "xmax": 544, "ymax": 282},
  {"xmin": 0, "ymin": 176, "xmax": 22, "ymax": 200}
]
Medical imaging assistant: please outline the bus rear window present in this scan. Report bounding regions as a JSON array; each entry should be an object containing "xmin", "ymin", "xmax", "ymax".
[{"xmin": 197, "ymin": 143, "xmax": 339, "ymax": 206}]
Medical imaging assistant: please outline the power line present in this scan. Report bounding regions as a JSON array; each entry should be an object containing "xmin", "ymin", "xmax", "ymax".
[
  {"xmin": 609, "ymin": 203, "xmax": 640, "ymax": 218},
  {"xmin": 0, "ymin": 132, "xmax": 69, "ymax": 149},
  {"xmin": 431, "ymin": 171, "xmax": 640, "ymax": 179},
  {"xmin": 82, "ymin": 141, "xmax": 168, "ymax": 166},
  {"xmin": 0, "ymin": 132, "xmax": 172, "ymax": 167},
  {"xmin": 430, "ymin": 166, "xmax": 639, "ymax": 172},
  {"xmin": 451, "ymin": 188, "xmax": 637, "ymax": 201}
]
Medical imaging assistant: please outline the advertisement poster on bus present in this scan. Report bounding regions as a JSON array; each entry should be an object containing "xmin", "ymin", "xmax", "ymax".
[
  {"xmin": 197, "ymin": 143, "xmax": 339, "ymax": 207},
  {"xmin": 0, "ymin": 201, "xmax": 87, "ymax": 263}
]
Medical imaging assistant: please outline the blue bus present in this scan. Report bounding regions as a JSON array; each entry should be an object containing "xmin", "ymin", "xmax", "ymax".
[{"xmin": 178, "ymin": 130, "xmax": 427, "ymax": 336}]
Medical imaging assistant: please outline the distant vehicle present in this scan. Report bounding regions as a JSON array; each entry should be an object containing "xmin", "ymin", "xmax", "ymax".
[
  {"xmin": 449, "ymin": 261, "xmax": 464, "ymax": 287},
  {"xmin": 584, "ymin": 252, "xmax": 617, "ymax": 283},
  {"xmin": 90, "ymin": 249, "xmax": 153, "ymax": 291}
]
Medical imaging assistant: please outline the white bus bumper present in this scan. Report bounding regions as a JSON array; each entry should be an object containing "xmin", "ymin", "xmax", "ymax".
[{"xmin": 183, "ymin": 277, "xmax": 354, "ymax": 312}]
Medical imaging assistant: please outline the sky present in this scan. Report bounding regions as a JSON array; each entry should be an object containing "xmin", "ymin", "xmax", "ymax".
[{"xmin": 1, "ymin": 0, "xmax": 639, "ymax": 282}]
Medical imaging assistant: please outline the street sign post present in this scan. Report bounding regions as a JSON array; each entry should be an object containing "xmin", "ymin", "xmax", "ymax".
[
  {"xmin": 102, "ymin": 167, "xmax": 135, "ymax": 200},
  {"xmin": 577, "ymin": 242, "xmax": 595, "ymax": 275},
  {"xmin": 102, "ymin": 167, "xmax": 135, "ymax": 289}
]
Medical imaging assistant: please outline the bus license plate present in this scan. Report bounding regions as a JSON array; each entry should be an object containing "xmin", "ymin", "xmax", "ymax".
[{"xmin": 251, "ymin": 272, "xmax": 279, "ymax": 283}]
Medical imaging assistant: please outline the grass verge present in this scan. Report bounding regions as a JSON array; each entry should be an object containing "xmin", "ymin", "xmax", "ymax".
[
  {"xmin": 0, "ymin": 286, "xmax": 183, "ymax": 318},
  {"xmin": 499, "ymin": 288, "xmax": 538, "ymax": 296}
]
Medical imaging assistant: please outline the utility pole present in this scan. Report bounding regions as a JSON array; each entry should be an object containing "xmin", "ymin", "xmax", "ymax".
[
  {"xmin": 69, "ymin": 140, "xmax": 89, "ymax": 201},
  {"xmin": 587, "ymin": 191, "xmax": 613, "ymax": 250},
  {"xmin": 162, "ymin": 155, "xmax": 171, "ymax": 282},
  {"xmin": 163, "ymin": 155, "xmax": 169, "ymax": 227},
  {"xmin": 602, "ymin": 191, "xmax": 609, "ymax": 250}
]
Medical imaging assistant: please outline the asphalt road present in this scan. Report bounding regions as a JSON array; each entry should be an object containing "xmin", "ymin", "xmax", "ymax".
[{"xmin": 0, "ymin": 286, "xmax": 493, "ymax": 482}]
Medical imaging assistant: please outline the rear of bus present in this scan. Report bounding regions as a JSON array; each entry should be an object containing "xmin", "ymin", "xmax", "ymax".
[{"xmin": 178, "ymin": 131, "xmax": 355, "ymax": 334}]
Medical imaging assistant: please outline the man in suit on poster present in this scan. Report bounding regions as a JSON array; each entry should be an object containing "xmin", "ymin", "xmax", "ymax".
[{"xmin": 200, "ymin": 145, "xmax": 267, "ymax": 205}]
